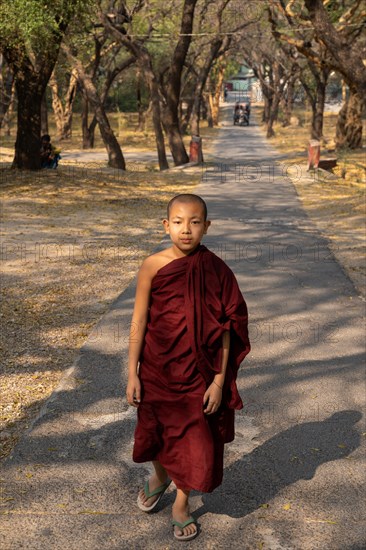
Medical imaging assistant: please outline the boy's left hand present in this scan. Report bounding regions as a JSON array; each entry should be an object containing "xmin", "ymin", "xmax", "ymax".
[{"xmin": 203, "ymin": 383, "xmax": 222, "ymax": 415}]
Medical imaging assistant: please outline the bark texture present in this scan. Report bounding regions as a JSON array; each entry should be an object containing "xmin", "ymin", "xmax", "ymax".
[
  {"xmin": 49, "ymin": 69, "xmax": 78, "ymax": 140},
  {"xmin": 0, "ymin": 56, "xmax": 14, "ymax": 129},
  {"xmin": 160, "ymin": 0, "xmax": 198, "ymax": 165},
  {"xmin": 336, "ymin": 90, "xmax": 363, "ymax": 150}
]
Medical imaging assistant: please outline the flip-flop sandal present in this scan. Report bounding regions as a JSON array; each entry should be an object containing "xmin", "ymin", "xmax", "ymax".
[
  {"xmin": 137, "ymin": 478, "xmax": 171, "ymax": 512},
  {"xmin": 172, "ymin": 517, "xmax": 198, "ymax": 541}
]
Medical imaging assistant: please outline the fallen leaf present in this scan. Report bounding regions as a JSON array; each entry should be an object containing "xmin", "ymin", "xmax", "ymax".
[
  {"xmin": 283, "ymin": 503, "xmax": 291, "ymax": 510},
  {"xmin": 337, "ymin": 443, "xmax": 347, "ymax": 448},
  {"xmin": 305, "ymin": 518, "xmax": 338, "ymax": 525},
  {"xmin": 259, "ymin": 503, "xmax": 269, "ymax": 508},
  {"xmin": 78, "ymin": 509, "xmax": 108, "ymax": 515}
]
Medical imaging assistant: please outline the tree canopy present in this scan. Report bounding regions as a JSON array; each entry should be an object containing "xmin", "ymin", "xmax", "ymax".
[{"xmin": 0, "ymin": 0, "xmax": 365, "ymax": 169}]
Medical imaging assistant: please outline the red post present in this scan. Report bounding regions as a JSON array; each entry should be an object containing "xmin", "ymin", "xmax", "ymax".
[
  {"xmin": 189, "ymin": 135, "xmax": 203, "ymax": 163},
  {"xmin": 308, "ymin": 139, "xmax": 321, "ymax": 170}
]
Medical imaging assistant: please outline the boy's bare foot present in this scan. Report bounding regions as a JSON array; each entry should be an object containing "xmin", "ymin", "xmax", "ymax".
[
  {"xmin": 138, "ymin": 473, "xmax": 170, "ymax": 509},
  {"xmin": 172, "ymin": 502, "xmax": 198, "ymax": 539}
]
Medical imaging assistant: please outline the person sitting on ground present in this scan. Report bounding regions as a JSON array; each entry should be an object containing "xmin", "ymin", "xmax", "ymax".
[
  {"xmin": 40, "ymin": 134, "xmax": 61, "ymax": 169},
  {"xmin": 127, "ymin": 193, "xmax": 250, "ymax": 542}
]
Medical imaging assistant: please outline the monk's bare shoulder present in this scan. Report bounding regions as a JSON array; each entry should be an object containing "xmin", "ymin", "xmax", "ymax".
[{"xmin": 139, "ymin": 248, "xmax": 176, "ymax": 280}]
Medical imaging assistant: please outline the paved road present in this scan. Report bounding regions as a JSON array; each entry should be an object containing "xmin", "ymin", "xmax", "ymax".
[{"xmin": 1, "ymin": 107, "xmax": 364, "ymax": 550}]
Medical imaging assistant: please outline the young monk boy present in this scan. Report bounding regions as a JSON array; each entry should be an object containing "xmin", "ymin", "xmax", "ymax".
[{"xmin": 127, "ymin": 194, "xmax": 250, "ymax": 541}]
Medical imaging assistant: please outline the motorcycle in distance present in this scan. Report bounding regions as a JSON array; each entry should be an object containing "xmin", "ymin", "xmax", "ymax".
[{"xmin": 233, "ymin": 104, "xmax": 250, "ymax": 126}]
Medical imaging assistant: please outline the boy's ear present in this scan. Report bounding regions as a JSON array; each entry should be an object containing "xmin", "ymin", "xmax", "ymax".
[
  {"xmin": 162, "ymin": 219, "xmax": 170, "ymax": 233},
  {"xmin": 203, "ymin": 220, "xmax": 211, "ymax": 234}
]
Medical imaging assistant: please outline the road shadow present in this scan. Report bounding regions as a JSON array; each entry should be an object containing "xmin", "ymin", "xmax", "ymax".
[{"xmin": 195, "ymin": 410, "xmax": 362, "ymax": 519}]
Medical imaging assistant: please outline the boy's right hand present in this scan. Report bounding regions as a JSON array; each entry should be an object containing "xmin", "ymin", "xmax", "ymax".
[{"xmin": 126, "ymin": 375, "xmax": 141, "ymax": 407}]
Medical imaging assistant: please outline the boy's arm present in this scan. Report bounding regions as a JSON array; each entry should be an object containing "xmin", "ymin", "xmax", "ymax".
[
  {"xmin": 213, "ymin": 330, "xmax": 230, "ymax": 388},
  {"xmin": 126, "ymin": 259, "xmax": 154, "ymax": 405},
  {"xmin": 203, "ymin": 330, "xmax": 230, "ymax": 415}
]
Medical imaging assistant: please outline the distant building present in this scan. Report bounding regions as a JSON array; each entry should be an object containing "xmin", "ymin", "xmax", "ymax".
[{"xmin": 225, "ymin": 65, "xmax": 257, "ymax": 94}]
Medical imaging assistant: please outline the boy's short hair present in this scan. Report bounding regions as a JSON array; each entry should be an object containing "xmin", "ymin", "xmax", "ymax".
[
  {"xmin": 41, "ymin": 134, "xmax": 51, "ymax": 142},
  {"xmin": 167, "ymin": 194, "xmax": 207, "ymax": 221}
]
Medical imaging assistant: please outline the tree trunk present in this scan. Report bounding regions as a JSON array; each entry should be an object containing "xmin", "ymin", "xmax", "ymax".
[
  {"xmin": 311, "ymin": 78, "xmax": 326, "ymax": 140},
  {"xmin": 342, "ymin": 80, "xmax": 347, "ymax": 103},
  {"xmin": 136, "ymin": 69, "xmax": 145, "ymax": 132},
  {"xmin": 211, "ymin": 64, "xmax": 225, "ymax": 127},
  {"xmin": 13, "ymin": 77, "xmax": 44, "ymax": 169},
  {"xmin": 150, "ymin": 89, "xmax": 169, "ymax": 170},
  {"xmin": 65, "ymin": 47, "xmax": 125, "ymax": 169},
  {"xmin": 49, "ymin": 73, "xmax": 64, "ymax": 137},
  {"xmin": 99, "ymin": 14, "xmax": 169, "ymax": 169},
  {"xmin": 61, "ymin": 70, "xmax": 77, "ymax": 139},
  {"xmin": 159, "ymin": 0, "xmax": 198, "ymax": 165},
  {"xmin": 282, "ymin": 76, "xmax": 295, "ymax": 127},
  {"xmin": 133, "ymin": 50, "xmax": 168, "ymax": 169},
  {"xmin": 336, "ymin": 88, "xmax": 363, "ymax": 149},
  {"xmin": 84, "ymin": 86, "xmax": 124, "ymax": 167},
  {"xmin": 189, "ymin": 41, "xmax": 223, "ymax": 136},
  {"xmin": 2, "ymin": 14, "xmax": 69, "ymax": 169},
  {"xmin": 180, "ymin": 96, "xmax": 194, "ymax": 135},
  {"xmin": 49, "ymin": 69, "xmax": 77, "ymax": 140},
  {"xmin": 161, "ymin": 110, "xmax": 189, "ymax": 165},
  {"xmin": 2, "ymin": 85, "xmax": 15, "ymax": 136},
  {"xmin": 267, "ymin": 94, "xmax": 281, "ymax": 138},
  {"xmin": 4, "ymin": 50, "xmax": 62, "ymax": 169},
  {"xmin": 82, "ymin": 55, "xmax": 136, "ymax": 148},
  {"xmin": 300, "ymin": 69, "xmax": 327, "ymax": 141},
  {"xmin": 190, "ymin": 98, "xmax": 200, "ymax": 136},
  {"xmin": 81, "ymin": 96, "xmax": 93, "ymax": 149},
  {"xmin": 263, "ymin": 93, "xmax": 272, "ymax": 124},
  {"xmin": 136, "ymin": 51, "xmax": 168, "ymax": 170},
  {"xmin": 41, "ymin": 93, "xmax": 49, "ymax": 135},
  {"xmin": 205, "ymin": 93, "xmax": 214, "ymax": 127},
  {"xmin": 0, "ymin": 56, "xmax": 14, "ymax": 129}
]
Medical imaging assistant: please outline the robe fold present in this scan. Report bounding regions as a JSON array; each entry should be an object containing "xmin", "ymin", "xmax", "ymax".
[{"xmin": 133, "ymin": 244, "xmax": 250, "ymax": 492}]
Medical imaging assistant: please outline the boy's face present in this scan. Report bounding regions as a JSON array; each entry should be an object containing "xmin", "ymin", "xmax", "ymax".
[{"xmin": 163, "ymin": 201, "xmax": 211, "ymax": 255}]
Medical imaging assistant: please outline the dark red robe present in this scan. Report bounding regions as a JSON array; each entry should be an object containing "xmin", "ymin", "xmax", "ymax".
[{"xmin": 133, "ymin": 244, "xmax": 250, "ymax": 492}]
